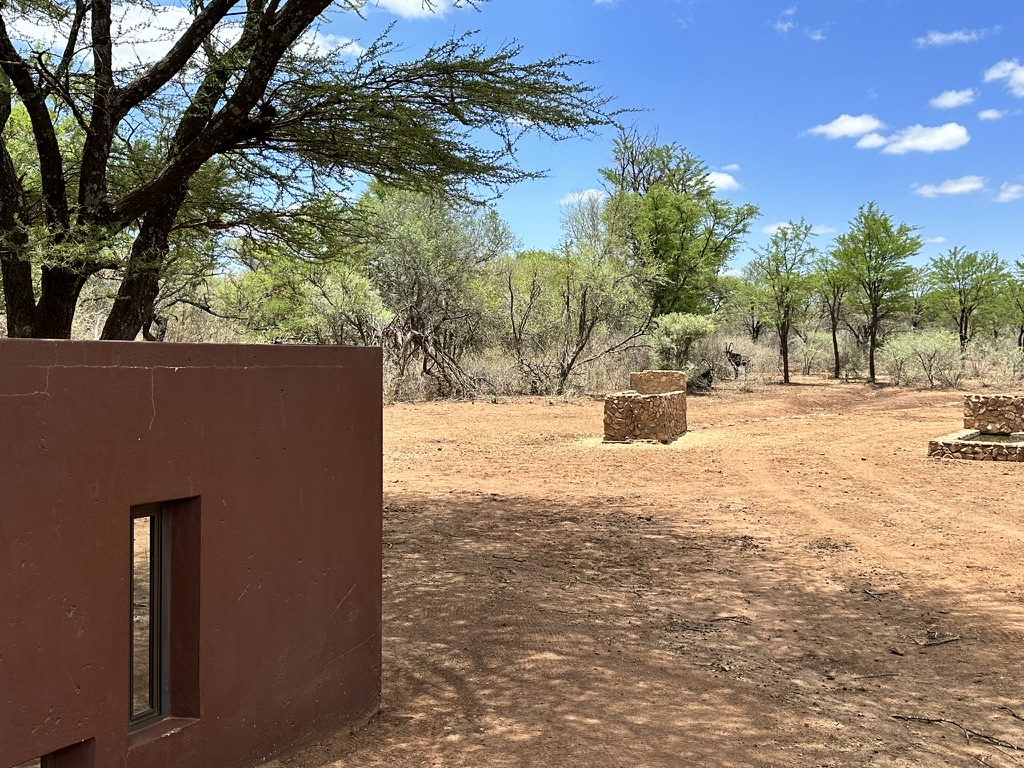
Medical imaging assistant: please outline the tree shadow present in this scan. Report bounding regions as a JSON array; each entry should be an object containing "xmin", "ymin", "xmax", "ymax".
[{"xmin": 265, "ymin": 494, "xmax": 1024, "ymax": 768}]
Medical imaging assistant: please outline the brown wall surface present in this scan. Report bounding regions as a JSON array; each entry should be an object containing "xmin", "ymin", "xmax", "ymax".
[{"xmin": 0, "ymin": 340, "xmax": 382, "ymax": 768}]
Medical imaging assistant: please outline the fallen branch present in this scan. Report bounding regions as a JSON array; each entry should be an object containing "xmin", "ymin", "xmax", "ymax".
[
  {"xmin": 707, "ymin": 615, "xmax": 751, "ymax": 625},
  {"xmin": 1001, "ymin": 707, "xmax": 1024, "ymax": 723},
  {"xmin": 852, "ymin": 673, "xmax": 900, "ymax": 680},
  {"xmin": 891, "ymin": 715, "xmax": 1022, "ymax": 750},
  {"xmin": 922, "ymin": 636, "xmax": 961, "ymax": 647},
  {"xmin": 902, "ymin": 632, "xmax": 962, "ymax": 647}
]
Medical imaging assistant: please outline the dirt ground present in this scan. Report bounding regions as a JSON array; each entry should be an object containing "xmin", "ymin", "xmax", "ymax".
[{"xmin": 263, "ymin": 377, "xmax": 1024, "ymax": 768}]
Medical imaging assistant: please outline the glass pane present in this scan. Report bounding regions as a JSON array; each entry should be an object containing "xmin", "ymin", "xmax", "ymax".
[{"xmin": 131, "ymin": 514, "xmax": 157, "ymax": 721}]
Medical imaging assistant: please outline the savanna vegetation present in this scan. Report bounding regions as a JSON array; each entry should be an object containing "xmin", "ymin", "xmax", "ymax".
[{"xmin": 3, "ymin": 0, "xmax": 1024, "ymax": 398}]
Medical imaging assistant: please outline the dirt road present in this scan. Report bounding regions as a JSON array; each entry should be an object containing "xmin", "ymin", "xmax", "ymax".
[{"xmin": 264, "ymin": 378, "xmax": 1024, "ymax": 767}]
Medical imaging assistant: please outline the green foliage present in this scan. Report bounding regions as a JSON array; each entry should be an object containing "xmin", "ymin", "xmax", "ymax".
[
  {"xmin": 924, "ymin": 247, "xmax": 1009, "ymax": 350},
  {"xmin": 879, "ymin": 330, "xmax": 964, "ymax": 388},
  {"xmin": 491, "ymin": 192, "xmax": 650, "ymax": 394},
  {"xmin": 745, "ymin": 219, "xmax": 816, "ymax": 383},
  {"xmin": 831, "ymin": 202, "xmax": 922, "ymax": 382},
  {"xmin": 359, "ymin": 186, "xmax": 514, "ymax": 398},
  {"xmin": 0, "ymin": 1, "xmax": 616, "ymax": 338},
  {"xmin": 812, "ymin": 253, "xmax": 850, "ymax": 379},
  {"xmin": 599, "ymin": 125, "xmax": 758, "ymax": 316},
  {"xmin": 794, "ymin": 330, "xmax": 831, "ymax": 376},
  {"xmin": 649, "ymin": 312, "xmax": 717, "ymax": 370},
  {"xmin": 216, "ymin": 251, "xmax": 391, "ymax": 346}
]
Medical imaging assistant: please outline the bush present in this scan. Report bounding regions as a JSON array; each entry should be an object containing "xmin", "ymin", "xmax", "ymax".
[
  {"xmin": 650, "ymin": 313, "xmax": 717, "ymax": 370},
  {"xmin": 794, "ymin": 330, "xmax": 831, "ymax": 376},
  {"xmin": 880, "ymin": 330, "xmax": 964, "ymax": 388}
]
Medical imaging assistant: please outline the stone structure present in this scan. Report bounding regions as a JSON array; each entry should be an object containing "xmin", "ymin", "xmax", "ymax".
[
  {"xmin": 963, "ymin": 394, "xmax": 1024, "ymax": 434},
  {"xmin": 604, "ymin": 371, "xmax": 687, "ymax": 443},
  {"xmin": 628, "ymin": 370, "xmax": 688, "ymax": 395},
  {"xmin": 927, "ymin": 432, "xmax": 1024, "ymax": 461},
  {"xmin": 928, "ymin": 393, "xmax": 1024, "ymax": 462}
]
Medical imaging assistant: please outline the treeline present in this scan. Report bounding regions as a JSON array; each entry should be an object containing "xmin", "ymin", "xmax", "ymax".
[{"xmin": 32, "ymin": 128, "xmax": 1024, "ymax": 396}]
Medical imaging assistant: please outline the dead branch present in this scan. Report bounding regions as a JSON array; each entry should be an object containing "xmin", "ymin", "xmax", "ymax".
[
  {"xmin": 707, "ymin": 615, "xmax": 751, "ymax": 624},
  {"xmin": 891, "ymin": 715, "xmax": 1022, "ymax": 750},
  {"xmin": 922, "ymin": 636, "xmax": 961, "ymax": 647},
  {"xmin": 852, "ymin": 673, "xmax": 900, "ymax": 680},
  {"xmin": 1001, "ymin": 707, "xmax": 1024, "ymax": 724},
  {"xmin": 902, "ymin": 632, "xmax": 962, "ymax": 647}
]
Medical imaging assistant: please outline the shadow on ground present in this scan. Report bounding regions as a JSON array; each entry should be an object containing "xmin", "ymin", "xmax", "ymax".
[{"xmin": 262, "ymin": 491, "xmax": 1024, "ymax": 768}]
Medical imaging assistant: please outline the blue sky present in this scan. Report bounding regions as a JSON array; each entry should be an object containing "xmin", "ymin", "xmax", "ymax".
[
  {"xmin": 10, "ymin": 0, "xmax": 1024, "ymax": 270},
  {"xmin": 342, "ymin": 0, "xmax": 1024, "ymax": 271}
]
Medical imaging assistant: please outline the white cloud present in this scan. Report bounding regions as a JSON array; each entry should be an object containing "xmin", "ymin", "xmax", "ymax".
[
  {"xmin": 881, "ymin": 123, "xmax": 969, "ymax": 154},
  {"xmin": 912, "ymin": 175, "xmax": 985, "ymax": 198},
  {"xmin": 806, "ymin": 114, "xmax": 886, "ymax": 139},
  {"xmin": 985, "ymin": 59, "xmax": 1024, "ymax": 97},
  {"xmin": 721, "ymin": 163, "xmax": 741, "ymax": 172},
  {"xmin": 6, "ymin": 4, "xmax": 248, "ymax": 69},
  {"xmin": 925, "ymin": 236, "xmax": 947, "ymax": 245},
  {"xmin": 707, "ymin": 171, "xmax": 740, "ymax": 191},
  {"xmin": 762, "ymin": 221, "xmax": 787, "ymax": 235},
  {"xmin": 559, "ymin": 189, "xmax": 607, "ymax": 207},
  {"xmin": 809, "ymin": 114, "xmax": 970, "ymax": 155},
  {"xmin": 930, "ymin": 89, "xmax": 975, "ymax": 109},
  {"xmin": 811, "ymin": 224, "xmax": 836, "ymax": 235},
  {"xmin": 772, "ymin": 7, "xmax": 797, "ymax": 34},
  {"xmin": 978, "ymin": 108, "xmax": 1008, "ymax": 121},
  {"xmin": 996, "ymin": 183, "xmax": 1024, "ymax": 203},
  {"xmin": 915, "ymin": 29, "xmax": 987, "ymax": 47},
  {"xmin": 371, "ymin": 0, "xmax": 454, "ymax": 18},
  {"xmin": 855, "ymin": 132, "xmax": 888, "ymax": 149},
  {"xmin": 771, "ymin": 7, "xmax": 825, "ymax": 41},
  {"xmin": 295, "ymin": 31, "xmax": 364, "ymax": 57},
  {"xmin": 110, "ymin": 5, "xmax": 200, "ymax": 67}
]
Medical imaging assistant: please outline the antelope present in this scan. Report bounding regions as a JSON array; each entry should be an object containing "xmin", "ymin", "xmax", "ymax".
[{"xmin": 724, "ymin": 344, "xmax": 750, "ymax": 379}]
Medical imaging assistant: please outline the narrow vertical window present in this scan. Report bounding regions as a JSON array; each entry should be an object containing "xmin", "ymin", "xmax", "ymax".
[{"xmin": 130, "ymin": 504, "xmax": 166, "ymax": 729}]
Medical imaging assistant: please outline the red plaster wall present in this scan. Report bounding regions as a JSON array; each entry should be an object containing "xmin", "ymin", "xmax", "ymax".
[{"xmin": 0, "ymin": 340, "xmax": 382, "ymax": 768}]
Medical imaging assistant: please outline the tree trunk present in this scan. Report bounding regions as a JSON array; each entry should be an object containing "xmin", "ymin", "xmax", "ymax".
[
  {"xmin": 31, "ymin": 267, "xmax": 91, "ymax": 338},
  {"xmin": 0, "ymin": 143, "xmax": 36, "ymax": 337},
  {"xmin": 101, "ymin": 185, "xmax": 187, "ymax": 340},
  {"xmin": 958, "ymin": 309, "xmax": 970, "ymax": 352},
  {"xmin": 779, "ymin": 322, "xmax": 790, "ymax": 384},
  {"xmin": 831, "ymin": 321, "xmax": 841, "ymax": 379},
  {"xmin": 867, "ymin": 319, "xmax": 878, "ymax": 383}
]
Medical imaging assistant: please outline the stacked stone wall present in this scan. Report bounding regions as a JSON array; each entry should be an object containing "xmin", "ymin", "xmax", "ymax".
[
  {"xmin": 629, "ymin": 370, "xmax": 687, "ymax": 395},
  {"xmin": 963, "ymin": 394, "xmax": 1024, "ymax": 434},
  {"xmin": 603, "ymin": 390, "xmax": 687, "ymax": 443},
  {"xmin": 928, "ymin": 431, "xmax": 1024, "ymax": 461}
]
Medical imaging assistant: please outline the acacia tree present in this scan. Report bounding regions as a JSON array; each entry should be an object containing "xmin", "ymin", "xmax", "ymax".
[
  {"xmin": 599, "ymin": 125, "xmax": 759, "ymax": 316},
  {"xmin": 361, "ymin": 185, "xmax": 514, "ymax": 398},
  {"xmin": 0, "ymin": 0, "xmax": 613, "ymax": 339},
  {"xmin": 814, "ymin": 253, "xmax": 848, "ymax": 379},
  {"xmin": 925, "ymin": 246, "xmax": 1008, "ymax": 350},
  {"xmin": 1000, "ymin": 260, "xmax": 1024, "ymax": 348},
  {"xmin": 745, "ymin": 219, "xmax": 815, "ymax": 383},
  {"xmin": 831, "ymin": 202, "xmax": 921, "ymax": 382}
]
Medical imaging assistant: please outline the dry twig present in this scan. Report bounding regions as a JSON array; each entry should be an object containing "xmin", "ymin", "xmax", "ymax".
[
  {"xmin": 852, "ymin": 673, "xmax": 900, "ymax": 680},
  {"xmin": 707, "ymin": 615, "xmax": 751, "ymax": 625},
  {"xmin": 1001, "ymin": 707, "xmax": 1024, "ymax": 724},
  {"xmin": 891, "ymin": 715, "xmax": 1022, "ymax": 750}
]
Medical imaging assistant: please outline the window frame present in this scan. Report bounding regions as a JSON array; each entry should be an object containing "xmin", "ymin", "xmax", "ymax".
[{"xmin": 129, "ymin": 503, "xmax": 170, "ymax": 731}]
